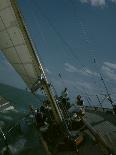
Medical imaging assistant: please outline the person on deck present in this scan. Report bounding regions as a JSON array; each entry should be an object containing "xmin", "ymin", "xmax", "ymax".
[
  {"xmin": 60, "ymin": 88, "xmax": 70, "ymax": 110},
  {"xmin": 28, "ymin": 104, "xmax": 35, "ymax": 115},
  {"xmin": 40, "ymin": 100, "xmax": 53, "ymax": 123},
  {"xmin": 76, "ymin": 95, "xmax": 83, "ymax": 106},
  {"xmin": 35, "ymin": 109, "xmax": 45, "ymax": 128},
  {"xmin": 113, "ymin": 104, "xmax": 116, "ymax": 115},
  {"xmin": 76, "ymin": 95, "xmax": 85, "ymax": 116},
  {"xmin": 61, "ymin": 88, "xmax": 68, "ymax": 98}
]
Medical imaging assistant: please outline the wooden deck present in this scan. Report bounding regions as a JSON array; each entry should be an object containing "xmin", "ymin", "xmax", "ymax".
[{"xmin": 84, "ymin": 112, "xmax": 116, "ymax": 154}]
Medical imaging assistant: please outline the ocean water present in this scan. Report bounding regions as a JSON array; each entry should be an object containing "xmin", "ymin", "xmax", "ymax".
[
  {"xmin": 0, "ymin": 84, "xmax": 47, "ymax": 155},
  {"xmin": 0, "ymin": 83, "xmax": 43, "ymax": 111},
  {"xmin": 0, "ymin": 111, "xmax": 47, "ymax": 155}
]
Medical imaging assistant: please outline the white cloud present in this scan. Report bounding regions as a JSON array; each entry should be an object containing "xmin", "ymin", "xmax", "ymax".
[
  {"xmin": 111, "ymin": 0, "xmax": 116, "ymax": 3},
  {"xmin": 64, "ymin": 62, "xmax": 98, "ymax": 76},
  {"xmin": 64, "ymin": 63, "xmax": 78, "ymax": 73},
  {"xmin": 80, "ymin": 0, "xmax": 106, "ymax": 6},
  {"xmin": 76, "ymin": 80, "xmax": 92, "ymax": 90},
  {"xmin": 104, "ymin": 62, "xmax": 116, "ymax": 69},
  {"xmin": 80, "ymin": 0, "xmax": 88, "ymax": 3},
  {"xmin": 102, "ymin": 62, "xmax": 116, "ymax": 80},
  {"xmin": 80, "ymin": 0, "xmax": 116, "ymax": 7},
  {"xmin": 85, "ymin": 68, "xmax": 98, "ymax": 76}
]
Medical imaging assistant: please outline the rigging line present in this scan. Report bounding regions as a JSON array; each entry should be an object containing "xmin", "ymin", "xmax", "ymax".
[
  {"xmin": 31, "ymin": 0, "xmax": 98, "ymax": 79},
  {"xmin": 86, "ymin": 97, "xmax": 92, "ymax": 107},
  {"xmin": 58, "ymin": 71, "xmax": 95, "ymax": 106},
  {"xmin": 58, "ymin": 74, "xmax": 96, "ymax": 106},
  {"xmin": 58, "ymin": 72, "xmax": 88, "ymax": 107},
  {"xmin": 58, "ymin": 73, "xmax": 66, "ymax": 89},
  {"xmin": 32, "ymin": 1, "xmax": 106, "ymax": 100},
  {"xmin": 96, "ymin": 95, "xmax": 103, "ymax": 108},
  {"xmin": 91, "ymin": 60, "xmax": 105, "ymax": 97},
  {"xmin": 27, "ymin": 1, "xmax": 78, "ymax": 90},
  {"xmin": 69, "ymin": 0, "xmax": 114, "ymax": 99},
  {"xmin": 22, "ymin": 1, "xmax": 53, "ymax": 86},
  {"xmin": 83, "ymin": 91, "xmax": 93, "ymax": 105},
  {"xmin": 29, "ymin": 7, "xmax": 55, "ymax": 83},
  {"xmin": 70, "ymin": 1, "xmax": 99, "ymax": 69},
  {"xmin": 93, "ymin": 58, "xmax": 114, "ymax": 104},
  {"xmin": 100, "ymin": 95, "xmax": 107, "ymax": 105},
  {"xmin": 100, "ymin": 73, "xmax": 113, "ymax": 106},
  {"xmin": 69, "ymin": 0, "xmax": 100, "ymax": 82},
  {"xmin": 70, "ymin": 0, "xmax": 96, "ymax": 57},
  {"xmin": 27, "ymin": 8, "xmax": 48, "ymax": 51},
  {"xmin": 58, "ymin": 73, "xmax": 93, "ymax": 106}
]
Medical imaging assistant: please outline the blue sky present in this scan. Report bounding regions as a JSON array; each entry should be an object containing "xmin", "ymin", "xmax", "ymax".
[{"xmin": 0, "ymin": 0, "xmax": 116, "ymax": 107}]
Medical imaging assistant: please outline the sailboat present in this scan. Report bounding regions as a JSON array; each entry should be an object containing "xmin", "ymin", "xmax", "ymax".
[{"xmin": 0, "ymin": 0, "xmax": 116, "ymax": 155}]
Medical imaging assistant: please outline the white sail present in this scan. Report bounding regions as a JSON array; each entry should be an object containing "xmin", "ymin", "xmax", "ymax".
[
  {"xmin": 0, "ymin": 0, "xmax": 44, "ymax": 91},
  {"xmin": 0, "ymin": 0, "xmax": 62, "ymax": 122}
]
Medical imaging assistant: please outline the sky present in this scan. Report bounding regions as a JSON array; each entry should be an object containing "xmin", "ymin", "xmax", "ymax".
[{"xmin": 0, "ymin": 0, "xmax": 116, "ymax": 107}]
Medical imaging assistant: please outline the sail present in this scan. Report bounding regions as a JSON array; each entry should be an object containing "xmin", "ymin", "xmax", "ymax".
[
  {"xmin": 0, "ymin": 0, "xmax": 44, "ymax": 91},
  {"xmin": 0, "ymin": 0, "xmax": 63, "ymax": 122}
]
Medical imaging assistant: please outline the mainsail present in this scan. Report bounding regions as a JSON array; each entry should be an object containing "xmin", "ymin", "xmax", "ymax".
[
  {"xmin": 0, "ymin": 0, "xmax": 62, "ymax": 122},
  {"xmin": 0, "ymin": 0, "xmax": 45, "ymax": 91}
]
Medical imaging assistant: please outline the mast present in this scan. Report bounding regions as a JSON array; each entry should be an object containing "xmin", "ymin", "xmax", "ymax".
[{"xmin": 0, "ymin": 0, "xmax": 62, "ymax": 123}]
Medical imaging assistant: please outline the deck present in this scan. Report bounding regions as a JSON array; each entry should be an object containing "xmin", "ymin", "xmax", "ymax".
[
  {"xmin": 84, "ymin": 111, "xmax": 116, "ymax": 154},
  {"xmin": 0, "ymin": 96, "xmax": 116, "ymax": 155}
]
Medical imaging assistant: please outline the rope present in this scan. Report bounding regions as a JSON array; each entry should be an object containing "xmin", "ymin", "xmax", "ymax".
[{"xmin": 30, "ymin": 0, "xmax": 99, "ymax": 79}]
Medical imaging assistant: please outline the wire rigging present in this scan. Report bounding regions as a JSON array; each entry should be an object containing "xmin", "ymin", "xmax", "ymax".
[
  {"xmin": 69, "ymin": 0, "xmax": 115, "ymax": 105},
  {"xmin": 28, "ymin": 0, "xmax": 115, "ymax": 108},
  {"xmin": 31, "ymin": 0, "xmax": 100, "ymax": 79},
  {"xmin": 30, "ymin": 1, "xmax": 95, "ymax": 100}
]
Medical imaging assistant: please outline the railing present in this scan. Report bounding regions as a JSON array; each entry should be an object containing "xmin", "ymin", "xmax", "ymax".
[{"xmin": 85, "ymin": 106, "xmax": 113, "ymax": 113}]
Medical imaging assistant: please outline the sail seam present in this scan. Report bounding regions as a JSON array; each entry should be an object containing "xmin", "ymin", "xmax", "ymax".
[
  {"xmin": 0, "ymin": 13, "xmax": 34, "ymax": 87},
  {"xmin": 0, "ymin": 6, "xmax": 11, "ymax": 12},
  {"xmin": 0, "ymin": 25, "xmax": 19, "ymax": 33},
  {"xmin": 10, "ymin": 0, "xmax": 41, "ymax": 80},
  {"xmin": 1, "ymin": 43, "xmax": 25, "ymax": 51}
]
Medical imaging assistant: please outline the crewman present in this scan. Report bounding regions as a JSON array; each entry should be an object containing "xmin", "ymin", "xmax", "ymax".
[
  {"xmin": 35, "ymin": 108, "xmax": 45, "ymax": 128},
  {"xmin": 76, "ymin": 95, "xmax": 85, "ymax": 116},
  {"xmin": 76, "ymin": 95, "xmax": 83, "ymax": 106},
  {"xmin": 61, "ymin": 88, "xmax": 68, "ymax": 98}
]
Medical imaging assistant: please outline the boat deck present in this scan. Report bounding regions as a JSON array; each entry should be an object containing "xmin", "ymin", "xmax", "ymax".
[
  {"xmin": 84, "ymin": 111, "xmax": 116, "ymax": 154},
  {"xmin": 0, "ymin": 97, "xmax": 116, "ymax": 155}
]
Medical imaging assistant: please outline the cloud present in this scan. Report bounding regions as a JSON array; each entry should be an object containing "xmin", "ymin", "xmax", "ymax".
[
  {"xmin": 104, "ymin": 62, "xmax": 116, "ymax": 69},
  {"xmin": 111, "ymin": 0, "xmax": 116, "ymax": 3},
  {"xmin": 102, "ymin": 62, "xmax": 116, "ymax": 80},
  {"xmin": 64, "ymin": 63, "xmax": 78, "ymax": 73},
  {"xmin": 85, "ymin": 68, "xmax": 98, "ymax": 76},
  {"xmin": 55, "ymin": 78, "xmax": 92, "ymax": 93},
  {"xmin": 76, "ymin": 80, "xmax": 92, "ymax": 90},
  {"xmin": 80, "ymin": 0, "xmax": 116, "ymax": 7},
  {"xmin": 80, "ymin": 0, "xmax": 106, "ymax": 6},
  {"xmin": 80, "ymin": 0, "xmax": 88, "ymax": 3},
  {"xmin": 64, "ymin": 62, "xmax": 98, "ymax": 76}
]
